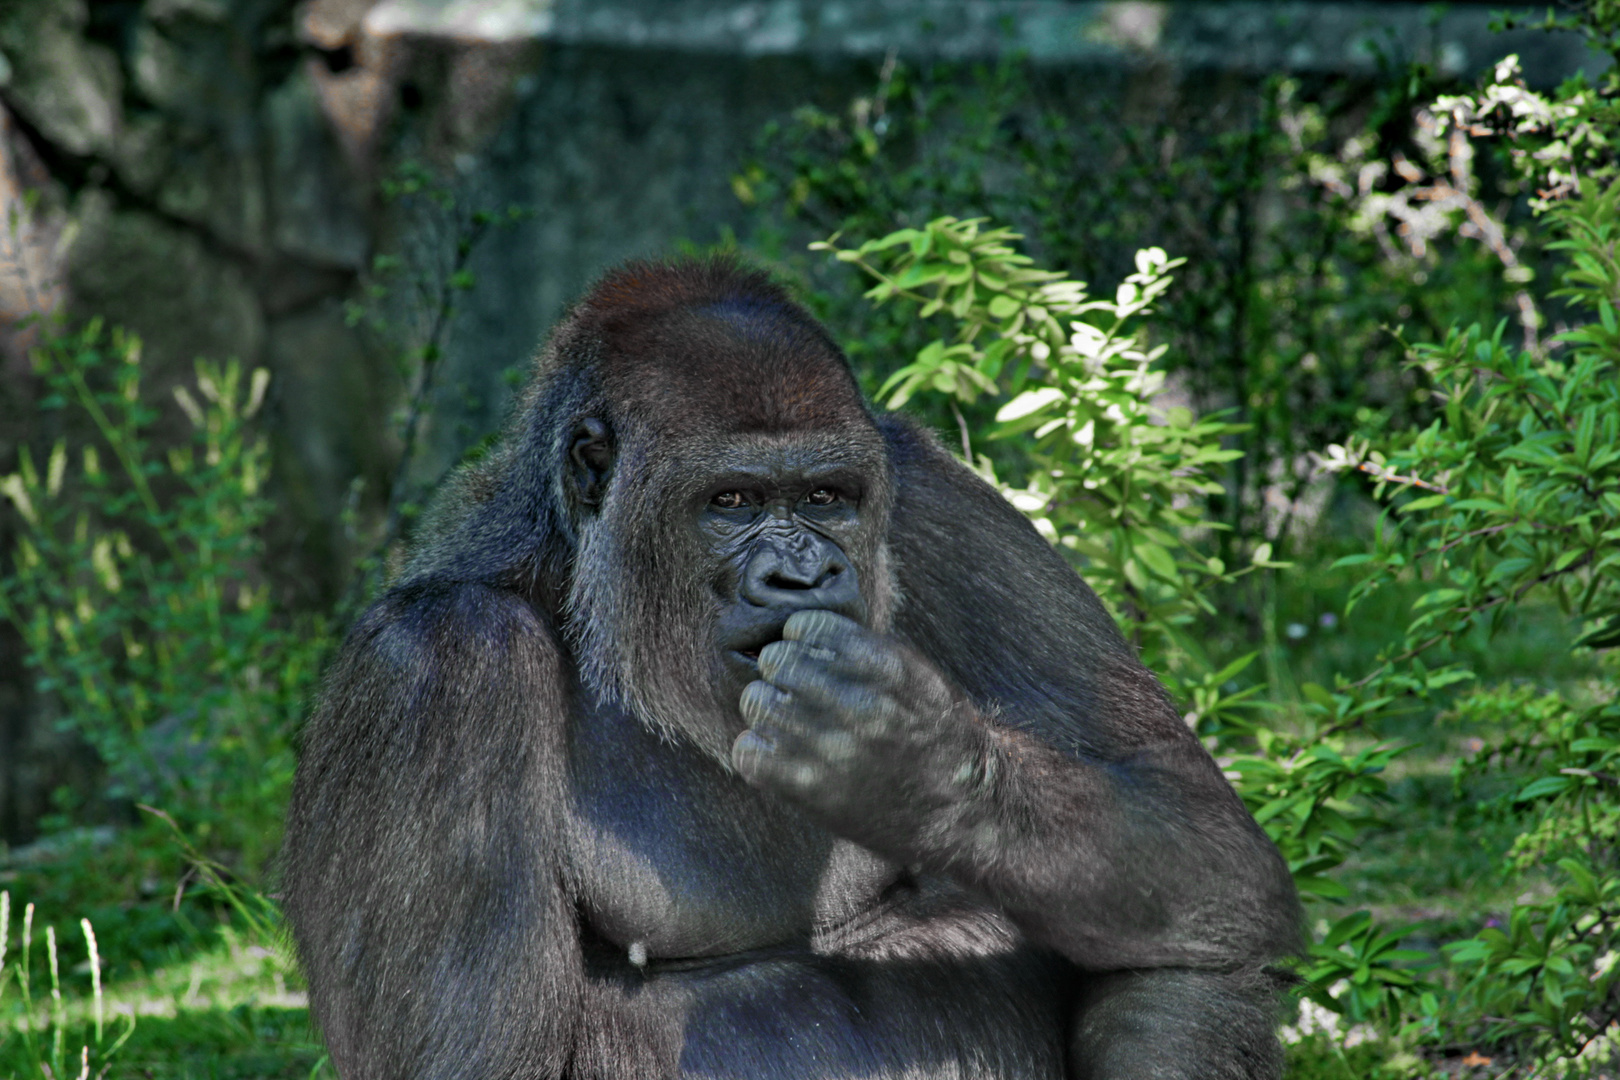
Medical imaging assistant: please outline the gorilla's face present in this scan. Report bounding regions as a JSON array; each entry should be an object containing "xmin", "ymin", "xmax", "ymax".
[
  {"xmin": 564, "ymin": 422, "xmax": 895, "ymax": 764},
  {"xmin": 697, "ymin": 442, "xmax": 875, "ymax": 707}
]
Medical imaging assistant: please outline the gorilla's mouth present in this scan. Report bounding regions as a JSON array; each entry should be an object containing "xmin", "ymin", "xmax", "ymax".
[
  {"xmin": 721, "ymin": 619, "xmax": 786, "ymax": 671},
  {"xmin": 731, "ymin": 634, "xmax": 782, "ymax": 666}
]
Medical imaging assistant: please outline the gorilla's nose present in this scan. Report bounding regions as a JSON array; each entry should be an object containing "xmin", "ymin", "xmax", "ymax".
[{"xmin": 741, "ymin": 534, "xmax": 865, "ymax": 622}]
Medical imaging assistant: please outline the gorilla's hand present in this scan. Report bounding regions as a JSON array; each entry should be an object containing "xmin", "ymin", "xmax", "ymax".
[{"xmin": 733, "ymin": 609, "xmax": 994, "ymax": 849}]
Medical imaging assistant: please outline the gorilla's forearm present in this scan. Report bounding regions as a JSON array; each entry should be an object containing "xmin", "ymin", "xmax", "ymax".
[{"xmin": 917, "ymin": 718, "xmax": 1300, "ymax": 972}]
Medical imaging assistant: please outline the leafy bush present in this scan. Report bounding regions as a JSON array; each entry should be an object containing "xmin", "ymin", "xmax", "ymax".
[
  {"xmin": 0, "ymin": 321, "xmax": 326, "ymax": 870},
  {"xmin": 1320, "ymin": 163, "xmax": 1620, "ymax": 1078},
  {"xmin": 739, "ymin": 54, "xmax": 1527, "ymax": 557}
]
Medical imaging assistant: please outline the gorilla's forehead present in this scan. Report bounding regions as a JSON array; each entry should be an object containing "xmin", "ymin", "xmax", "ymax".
[
  {"xmin": 602, "ymin": 309, "xmax": 868, "ymax": 437},
  {"xmin": 637, "ymin": 427, "xmax": 888, "ymax": 496},
  {"xmin": 690, "ymin": 429, "xmax": 885, "ymax": 474}
]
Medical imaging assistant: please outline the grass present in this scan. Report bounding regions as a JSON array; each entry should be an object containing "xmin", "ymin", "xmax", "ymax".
[{"xmin": 0, "ymin": 902, "xmax": 325, "ymax": 1080}]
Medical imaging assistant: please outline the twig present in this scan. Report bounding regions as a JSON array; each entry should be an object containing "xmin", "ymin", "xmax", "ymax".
[
  {"xmin": 1435, "ymin": 521, "xmax": 1515, "ymax": 556},
  {"xmin": 950, "ymin": 402, "xmax": 973, "ymax": 461},
  {"xmin": 1355, "ymin": 461, "xmax": 1450, "ymax": 493}
]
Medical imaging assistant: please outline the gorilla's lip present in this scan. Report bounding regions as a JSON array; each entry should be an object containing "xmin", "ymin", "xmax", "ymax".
[
  {"xmin": 732, "ymin": 638, "xmax": 778, "ymax": 664},
  {"xmin": 727, "ymin": 632, "xmax": 784, "ymax": 667},
  {"xmin": 726, "ymin": 649, "xmax": 764, "ymax": 679},
  {"xmin": 719, "ymin": 613, "xmax": 788, "ymax": 671}
]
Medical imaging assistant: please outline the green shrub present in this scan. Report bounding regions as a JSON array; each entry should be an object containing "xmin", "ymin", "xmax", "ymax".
[
  {"xmin": 1320, "ymin": 172, "xmax": 1620, "ymax": 1076},
  {"xmin": 0, "ymin": 321, "xmax": 327, "ymax": 870},
  {"xmin": 739, "ymin": 55, "xmax": 1526, "ymax": 557}
]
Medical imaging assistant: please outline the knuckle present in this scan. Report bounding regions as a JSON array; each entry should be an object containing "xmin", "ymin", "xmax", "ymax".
[
  {"xmin": 875, "ymin": 648, "xmax": 907, "ymax": 684},
  {"xmin": 788, "ymin": 762, "xmax": 821, "ymax": 790},
  {"xmin": 831, "ymin": 635, "xmax": 905, "ymax": 685},
  {"xmin": 784, "ymin": 608, "xmax": 849, "ymax": 643},
  {"xmin": 814, "ymin": 728, "xmax": 858, "ymax": 764},
  {"xmin": 760, "ymin": 640, "xmax": 835, "ymax": 687},
  {"xmin": 869, "ymin": 692, "xmax": 901, "ymax": 728},
  {"xmin": 782, "ymin": 609, "xmax": 827, "ymax": 639},
  {"xmin": 833, "ymin": 683, "xmax": 877, "ymax": 718}
]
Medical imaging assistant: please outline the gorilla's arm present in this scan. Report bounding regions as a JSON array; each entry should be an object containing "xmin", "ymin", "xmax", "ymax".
[
  {"xmin": 281, "ymin": 583, "xmax": 582, "ymax": 1080},
  {"xmin": 735, "ymin": 416, "xmax": 1299, "ymax": 975}
]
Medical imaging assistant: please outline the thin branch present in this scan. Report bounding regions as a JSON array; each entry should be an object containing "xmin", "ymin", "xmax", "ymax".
[
  {"xmin": 1355, "ymin": 460, "xmax": 1450, "ymax": 493},
  {"xmin": 950, "ymin": 402, "xmax": 973, "ymax": 461},
  {"xmin": 1348, "ymin": 551, "xmax": 1595, "ymax": 687},
  {"xmin": 1434, "ymin": 521, "xmax": 1516, "ymax": 556}
]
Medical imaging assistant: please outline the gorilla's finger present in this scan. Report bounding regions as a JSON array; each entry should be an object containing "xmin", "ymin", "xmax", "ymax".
[
  {"xmin": 751, "ymin": 647, "xmax": 855, "ymax": 712},
  {"xmin": 732, "ymin": 726, "xmax": 823, "ymax": 793},
  {"xmin": 757, "ymin": 639, "xmax": 839, "ymax": 695},
  {"xmin": 739, "ymin": 679, "xmax": 793, "ymax": 727},
  {"xmin": 784, "ymin": 615, "xmax": 907, "ymax": 686},
  {"xmin": 781, "ymin": 609, "xmax": 864, "ymax": 645},
  {"xmin": 731, "ymin": 728, "xmax": 775, "ymax": 783},
  {"xmin": 808, "ymin": 725, "xmax": 859, "ymax": 764}
]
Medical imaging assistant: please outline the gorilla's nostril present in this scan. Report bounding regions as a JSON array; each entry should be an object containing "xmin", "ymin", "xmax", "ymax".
[{"xmin": 765, "ymin": 571, "xmax": 817, "ymax": 590}]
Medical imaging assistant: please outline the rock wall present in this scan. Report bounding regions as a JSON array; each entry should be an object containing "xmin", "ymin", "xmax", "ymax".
[{"xmin": 0, "ymin": 0, "xmax": 1603, "ymax": 842}]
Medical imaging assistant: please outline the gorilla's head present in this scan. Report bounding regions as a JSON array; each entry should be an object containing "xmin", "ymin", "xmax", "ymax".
[{"xmin": 528, "ymin": 257, "xmax": 898, "ymax": 762}]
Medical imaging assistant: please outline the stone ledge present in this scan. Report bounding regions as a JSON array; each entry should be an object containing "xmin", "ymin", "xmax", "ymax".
[{"xmin": 362, "ymin": 0, "xmax": 1605, "ymax": 82}]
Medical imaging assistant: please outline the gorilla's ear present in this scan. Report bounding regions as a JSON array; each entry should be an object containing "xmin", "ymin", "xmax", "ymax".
[{"xmin": 569, "ymin": 417, "xmax": 614, "ymax": 507}]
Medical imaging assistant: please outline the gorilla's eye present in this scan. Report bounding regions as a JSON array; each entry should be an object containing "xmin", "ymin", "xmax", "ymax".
[
  {"xmin": 805, "ymin": 489, "xmax": 838, "ymax": 506},
  {"xmin": 712, "ymin": 491, "xmax": 747, "ymax": 510}
]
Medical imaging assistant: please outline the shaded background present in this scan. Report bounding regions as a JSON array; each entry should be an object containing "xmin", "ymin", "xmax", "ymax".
[{"xmin": 0, "ymin": 0, "xmax": 1603, "ymax": 844}]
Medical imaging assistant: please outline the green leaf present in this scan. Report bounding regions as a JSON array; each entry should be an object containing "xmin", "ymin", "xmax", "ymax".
[
  {"xmin": 987, "ymin": 295, "xmax": 1022, "ymax": 319},
  {"xmin": 1136, "ymin": 541, "xmax": 1178, "ymax": 581},
  {"xmin": 1573, "ymin": 614, "xmax": 1620, "ymax": 649},
  {"xmin": 1514, "ymin": 775, "xmax": 1573, "ymax": 802},
  {"xmin": 1295, "ymin": 876, "xmax": 1351, "ymax": 899},
  {"xmin": 1399, "ymin": 494, "xmax": 1449, "ymax": 514},
  {"xmin": 1300, "ymin": 683, "xmax": 1336, "ymax": 710},
  {"xmin": 895, "ymin": 262, "xmax": 949, "ymax": 289},
  {"xmin": 996, "ymin": 388, "xmax": 1066, "ymax": 423},
  {"xmin": 1554, "ymin": 548, "xmax": 1587, "ymax": 572},
  {"xmin": 1210, "ymin": 653, "xmax": 1258, "ymax": 685}
]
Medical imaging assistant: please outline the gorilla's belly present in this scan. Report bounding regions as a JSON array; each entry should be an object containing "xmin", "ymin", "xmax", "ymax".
[{"xmin": 574, "ymin": 945, "xmax": 1073, "ymax": 1079}]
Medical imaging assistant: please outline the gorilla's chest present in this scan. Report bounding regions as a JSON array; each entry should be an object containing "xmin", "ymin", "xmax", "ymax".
[{"xmin": 564, "ymin": 703, "xmax": 899, "ymax": 961}]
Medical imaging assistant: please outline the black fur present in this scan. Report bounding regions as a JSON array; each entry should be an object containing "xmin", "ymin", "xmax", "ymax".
[{"xmin": 283, "ymin": 256, "xmax": 1300, "ymax": 1079}]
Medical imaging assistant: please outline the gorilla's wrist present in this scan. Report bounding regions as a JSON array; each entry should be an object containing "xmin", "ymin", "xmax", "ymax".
[{"xmin": 878, "ymin": 707, "xmax": 1007, "ymax": 861}]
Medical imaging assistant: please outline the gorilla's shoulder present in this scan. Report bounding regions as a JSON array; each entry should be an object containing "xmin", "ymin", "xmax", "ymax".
[
  {"xmin": 873, "ymin": 411, "xmax": 945, "ymax": 468},
  {"xmin": 344, "ymin": 579, "xmax": 559, "ymax": 674},
  {"xmin": 303, "ymin": 579, "xmax": 570, "ymax": 774}
]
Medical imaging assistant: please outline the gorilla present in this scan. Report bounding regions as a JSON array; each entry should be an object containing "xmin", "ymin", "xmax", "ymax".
[{"xmin": 282, "ymin": 256, "xmax": 1300, "ymax": 1079}]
